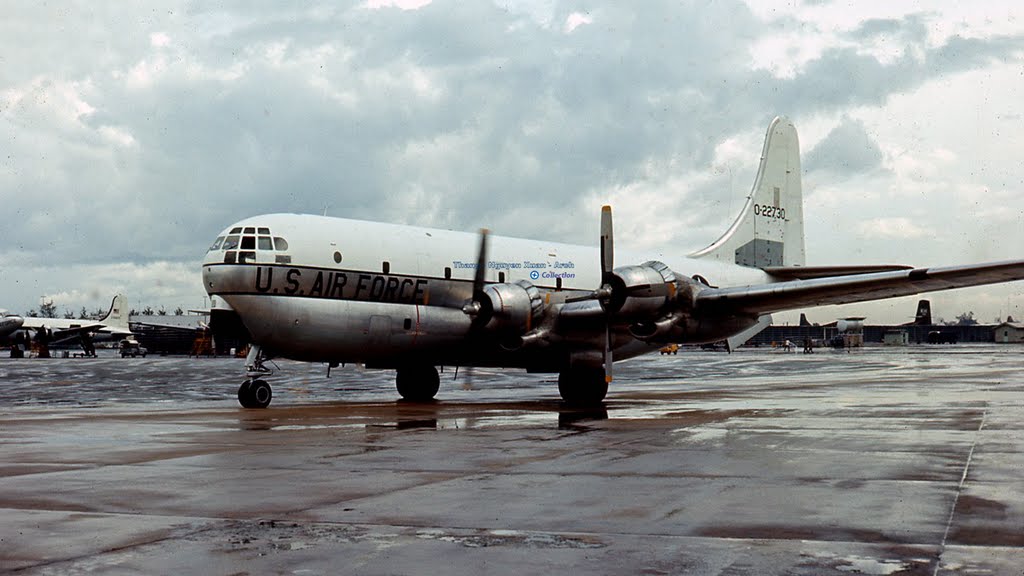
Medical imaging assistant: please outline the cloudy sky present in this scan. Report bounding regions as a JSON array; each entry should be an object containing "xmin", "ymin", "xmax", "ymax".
[{"xmin": 2, "ymin": 0, "xmax": 1023, "ymax": 324}]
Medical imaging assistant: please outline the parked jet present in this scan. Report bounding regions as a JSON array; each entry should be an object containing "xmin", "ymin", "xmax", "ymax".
[
  {"xmin": 202, "ymin": 117, "xmax": 1024, "ymax": 408},
  {"xmin": 5, "ymin": 295, "xmax": 133, "ymax": 356}
]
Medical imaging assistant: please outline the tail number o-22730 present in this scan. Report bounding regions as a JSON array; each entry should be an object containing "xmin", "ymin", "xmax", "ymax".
[{"xmin": 753, "ymin": 204, "xmax": 786, "ymax": 220}]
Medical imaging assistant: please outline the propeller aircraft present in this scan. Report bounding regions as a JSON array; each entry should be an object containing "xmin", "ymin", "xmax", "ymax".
[{"xmin": 202, "ymin": 117, "xmax": 1024, "ymax": 408}]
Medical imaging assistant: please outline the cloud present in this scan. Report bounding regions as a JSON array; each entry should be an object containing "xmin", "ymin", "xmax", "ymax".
[
  {"xmin": 1, "ymin": 2, "xmax": 1024, "ymax": 322},
  {"xmin": 856, "ymin": 216, "xmax": 931, "ymax": 239},
  {"xmin": 804, "ymin": 116, "xmax": 885, "ymax": 175}
]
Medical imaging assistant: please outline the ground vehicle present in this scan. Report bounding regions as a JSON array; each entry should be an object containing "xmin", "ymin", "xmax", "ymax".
[
  {"xmin": 927, "ymin": 331, "xmax": 958, "ymax": 344},
  {"xmin": 119, "ymin": 339, "xmax": 148, "ymax": 357},
  {"xmin": 659, "ymin": 344, "xmax": 679, "ymax": 355}
]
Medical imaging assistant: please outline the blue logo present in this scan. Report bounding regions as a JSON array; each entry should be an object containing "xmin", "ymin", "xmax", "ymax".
[{"xmin": 529, "ymin": 270, "xmax": 540, "ymax": 280}]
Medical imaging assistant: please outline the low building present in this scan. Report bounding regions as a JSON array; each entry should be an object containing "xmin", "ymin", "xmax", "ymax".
[
  {"xmin": 883, "ymin": 330, "xmax": 909, "ymax": 346},
  {"xmin": 130, "ymin": 314, "xmax": 209, "ymax": 355},
  {"xmin": 994, "ymin": 322, "xmax": 1024, "ymax": 344}
]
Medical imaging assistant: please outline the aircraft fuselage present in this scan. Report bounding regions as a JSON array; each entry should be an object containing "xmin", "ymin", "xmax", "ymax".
[{"xmin": 202, "ymin": 213, "xmax": 769, "ymax": 370}]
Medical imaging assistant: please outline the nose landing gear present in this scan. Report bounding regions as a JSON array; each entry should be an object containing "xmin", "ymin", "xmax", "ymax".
[{"xmin": 239, "ymin": 345, "xmax": 274, "ymax": 408}]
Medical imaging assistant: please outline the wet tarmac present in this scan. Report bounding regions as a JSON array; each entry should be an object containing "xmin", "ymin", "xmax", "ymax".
[{"xmin": 1, "ymin": 344, "xmax": 1022, "ymax": 575}]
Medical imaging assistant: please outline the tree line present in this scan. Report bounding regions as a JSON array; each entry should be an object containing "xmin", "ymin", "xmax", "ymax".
[{"xmin": 24, "ymin": 300, "xmax": 186, "ymax": 319}]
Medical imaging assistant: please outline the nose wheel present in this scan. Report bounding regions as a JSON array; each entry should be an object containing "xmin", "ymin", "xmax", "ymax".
[
  {"xmin": 239, "ymin": 345, "xmax": 274, "ymax": 408},
  {"xmin": 238, "ymin": 379, "xmax": 273, "ymax": 408}
]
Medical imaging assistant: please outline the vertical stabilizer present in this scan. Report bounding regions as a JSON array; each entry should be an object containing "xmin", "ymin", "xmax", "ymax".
[
  {"xmin": 101, "ymin": 294, "xmax": 130, "ymax": 330},
  {"xmin": 914, "ymin": 300, "xmax": 932, "ymax": 326},
  {"xmin": 690, "ymin": 117, "xmax": 805, "ymax": 267}
]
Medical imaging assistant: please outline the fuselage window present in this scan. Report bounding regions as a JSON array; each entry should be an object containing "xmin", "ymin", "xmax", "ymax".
[
  {"xmin": 208, "ymin": 237, "xmax": 224, "ymax": 251},
  {"xmin": 556, "ymin": 277, "xmax": 562, "ymax": 291},
  {"xmin": 444, "ymin": 267, "xmax": 451, "ymax": 279},
  {"xmin": 404, "ymin": 318, "xmax": 412, "ymax": 330},
  {"xmin": 274, "ymin": 237, "xmax": 289, "ymax": 251},
  {"xmin": 382, "ymin": 261, "xmax": 390, "ymax": 275},
  {"xmin": 224, "ymin": 251, "xmax": 237, "ymax": 264},
  {"xmin": 223, "ymin": 235, "xmax": 240, "ymax": 250},
  {"xmin": 258, "ymin": 237, "xmax": 273, "ymax": 250},
  {"xmin": 243, "ymin": 227, "xmax": 256, "ymax": 234},
  {"xmin": 333, "ymin": 251, "xmax": 342, "ymax": 264},
  {"xmin": 239, "ymin": 251, "xmax": 256, "ymax": 264},
  {"xmin": 241, "ymin": 236, "xmax": 256, "ymax": 250},
  {"xmin": 257, "ymin": 227, "xmax": 270, "ymax": 235},
  {"xmin": 499, "ymin": 272, "xmax": 506, "ymax": 283},
  {"xmin": 230, "ymin": 227, "xmax": 242, "ymax": 234}
]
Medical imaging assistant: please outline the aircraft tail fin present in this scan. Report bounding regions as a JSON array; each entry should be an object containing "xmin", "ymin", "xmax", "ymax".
[
  {"xmin": 100, "ymin": 294, "xmax": 130, "ymax": 331},
  {"xmin": 914, "ymin": 300, "xmax": 932, "ymax": 326},
  {"xmin": 690, "ymin": 117, "xmax": 806, "ymax": 267}
]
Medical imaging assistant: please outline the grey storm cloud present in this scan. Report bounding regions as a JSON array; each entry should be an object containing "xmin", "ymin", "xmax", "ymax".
[{"xmin": 804, "ymin": 116, "xmax": 885, "ymax": 175}]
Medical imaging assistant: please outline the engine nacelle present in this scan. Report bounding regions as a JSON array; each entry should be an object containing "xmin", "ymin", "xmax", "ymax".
[
  {"xmin": 479, "ymin": 280, "xmax": 545, "ymax": 334},
  {"xmin": 626, "ymin": 275, "xmax": 707, "ymax": 342},
  {"xmin": 606, "ymin": 260, "xmax": 678, "ymax": 318}
]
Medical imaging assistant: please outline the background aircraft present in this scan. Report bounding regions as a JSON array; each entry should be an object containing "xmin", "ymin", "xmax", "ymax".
[
  {"xmin": 3, "ymin": 295, "xmax": 132, "ymax": 357},
  {"xmin": 0, "ymin": 311, "xmax": 25, "ymax": 341},
  {"xmin": 202, "ymin": 117, "xmax": 1024, "ymax": 408}
]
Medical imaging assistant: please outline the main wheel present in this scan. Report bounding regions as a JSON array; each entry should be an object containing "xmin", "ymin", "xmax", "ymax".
[
  {"xmin": 238, "ymin": 379, "xmax": 273, "ymax": 408},
  {"xmin": 395, "ymin": 365, "xmax": 440, "ymax": 401},
  {"xmin": 558, "ymin": 367, "xmax": 609, "ymax": 405}
]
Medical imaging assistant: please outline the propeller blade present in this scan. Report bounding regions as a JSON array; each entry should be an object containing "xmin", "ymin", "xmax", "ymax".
[
  {"xmin": 601, "ymin": 206, "xmax": 614, "ymax": 382},
  {"xmin": 565, "ymin": 207, "xmax": 616, "ymax": 305},
  {"xmin": 600, "ymin": 205, "xmax": 613, "ymax": 278},
  {"xmin": 473, "ymin": 228, "xmax": 489, "ymax": 296},
  {"xmin": 462, "ymin": 229, "xmax": 490, "ymax": 318}
]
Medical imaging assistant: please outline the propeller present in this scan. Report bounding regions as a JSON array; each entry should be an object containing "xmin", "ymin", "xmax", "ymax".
[
  {"xmin": 566, "ymin": 205, "xmax": 616, "ymax": 382},
  {"xmin": 599, "ymin": 206, "xmax": 614, "ymax": 383},
  {"xmin": 460, "ymin": 228, "xmax": 491, "ymax": 389},
  {"xmin": 461, "ymin": 228, "xmax": 490, "ymax": 324}
]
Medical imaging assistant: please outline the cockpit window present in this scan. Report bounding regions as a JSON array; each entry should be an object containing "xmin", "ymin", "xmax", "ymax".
[
  {"xmin": 230, "ymin": 227, "xmax": 242, "ymax": 234},
  {"xmin": 223, "ymin": 235, "xmax": 240, "ymax": 250},
  {"xmin": 258, "ymin": 237, "xmax": 273, "ymax": 250},
  {"xmin": 243, "ymin": 227, "xmax": 256, "ymax": 234},
  {"xmin": 241, "ymin": 236, "xmax": 256, "ymax": 250},
  {"xmin": 208, "ymin": 236, "xmax": 224, "ymax": 251},
  {"xmin": 274, "ymin": 237, "xmax": 289, "ymax": 251},
  {"xmin": 258, "ymin": 227, "xmax": 270, "ymax": 235}
]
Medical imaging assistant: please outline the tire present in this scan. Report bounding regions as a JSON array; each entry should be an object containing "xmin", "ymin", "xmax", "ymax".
[
  {"xmin": 558, "ymin": 367, "xmax": 609, "ymax": 405},
  {"xmin": 395, "ymin": 365, "xmax": 440, "ymax": 401},
  {"xmin": 238, "ymin": 379, "xmax": 273, "ymax": 408}
]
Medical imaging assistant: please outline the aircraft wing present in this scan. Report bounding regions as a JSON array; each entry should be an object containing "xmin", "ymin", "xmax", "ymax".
[
  {"xmin": 19, "ymin": 318, "xmax": 131, "ymax": 341},
  {"xmin": 695, "ymin": 259, "xmax": 1024, "ymax": 316}
]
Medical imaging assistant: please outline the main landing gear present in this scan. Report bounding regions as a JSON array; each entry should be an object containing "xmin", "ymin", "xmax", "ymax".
[
  {"xmin": 395, "ymin": 364, "xmax": 440, "ymax": 402},
  {"xmin": 238, "ymin": 345, "xmax": 274, "ymax": 409},
  {"xmin": 557, "ymin": 367, "xmax": 609, "ymax": 405}
]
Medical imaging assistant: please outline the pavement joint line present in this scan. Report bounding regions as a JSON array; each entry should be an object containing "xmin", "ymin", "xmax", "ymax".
[{"xmin": 933, "ymin": 407, "xmax": 987, "ymax": 576}]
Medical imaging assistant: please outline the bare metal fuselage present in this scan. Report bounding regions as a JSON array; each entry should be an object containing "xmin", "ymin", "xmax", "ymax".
[{"xmin": 202, "ymin": 214, "xmax": 768, "ymax": 370}]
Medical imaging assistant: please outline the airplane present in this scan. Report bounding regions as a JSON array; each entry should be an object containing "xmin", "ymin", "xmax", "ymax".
[
  {"xmin": 202, "ymin": 117, "xmax": 1024, "ymax": 408},
  {"xmin": 0, "ymin": 311, "xmax": 25, "ymax": 340},
  {"xmin": 3, "ymin": 295, "xmax": 133, "ymax": 357}
]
